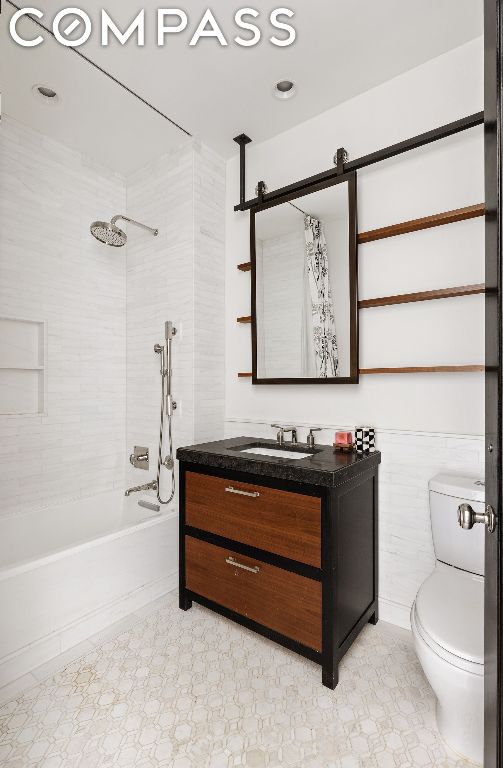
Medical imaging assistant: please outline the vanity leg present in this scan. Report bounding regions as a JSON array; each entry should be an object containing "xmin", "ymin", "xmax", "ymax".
[
  {"xmin": 368, "ymin": 609, "xmax": 379, "ymax": 625},
  {"xmin": 178, "ymin": 466, "xmax": 191, "ymax": 611},
  {"xmin": 322, "ymin": 497, "xmax": 339, "ymax": 690},
  {"xmin": 369, "ymin": 471, "xmax": 379, "ymax": 628},
  {"xmin": 322, "ymin": 664, "xmax": 338, "ymax": 690},
  {"xmin": 179, "ymin": 590, "xmax": 192, "ymax": 611}
]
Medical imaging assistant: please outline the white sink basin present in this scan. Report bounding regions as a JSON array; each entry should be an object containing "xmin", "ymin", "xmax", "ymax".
[{"xmin": 240, "ymin": 447, "xmax": 313, "ymax": 460}]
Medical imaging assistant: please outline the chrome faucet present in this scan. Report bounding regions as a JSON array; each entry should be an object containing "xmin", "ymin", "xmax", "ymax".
[
  {"xmin": 125, "ymin": 480, "xmax": 158, "ymax": 497},
  {"xmin": 307, "ymin": 428, "xmax": 322, "ymax": 449},
  {"xmin": 271, "ymin": 425, "xmax": 298, "ymax": 446}
]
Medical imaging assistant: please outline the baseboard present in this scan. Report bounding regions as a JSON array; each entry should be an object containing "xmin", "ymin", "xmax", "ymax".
[
  {"xmin": 379, "ymin": 597, "xmax": 411, "ymax": 630},
  {"xmin": 0, "ymin": 570, "xmax": 178, "ymax": 689}
]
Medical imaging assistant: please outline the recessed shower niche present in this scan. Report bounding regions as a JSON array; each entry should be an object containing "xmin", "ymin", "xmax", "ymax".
[{"xmin": 0, "ymin": 317, "xmax": 46, "ymax": 415}]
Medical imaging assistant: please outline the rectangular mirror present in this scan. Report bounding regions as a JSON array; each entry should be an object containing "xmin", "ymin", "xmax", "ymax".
[{"xmin": 251, "ymin": 172, "xmax": 358, "ymax": 384}]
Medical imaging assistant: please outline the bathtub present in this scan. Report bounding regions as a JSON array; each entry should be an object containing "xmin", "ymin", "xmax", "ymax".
[{"xmin": 0, "ymin": 491, "xmax": 178, "ymax": 688}]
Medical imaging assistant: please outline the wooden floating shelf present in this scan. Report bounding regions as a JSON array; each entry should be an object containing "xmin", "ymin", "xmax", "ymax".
[
  {"xmin": 237, "ymin": 262, "xmax": 252, "ymax": 272},
  {"xmin": 237, "ymin": 285, "xmax": 486, "ymax": 324},
  {"xmin": 360, "ymin": 365, "xmax": 484, "ymax": 375},
  {"xmin": 359, "ymin": 283, "xmax": 485, "ymax": 309},
  {"xmin": 238, "ymin": 365, "xmax": 484, "ymax": 378},
  {"xmin": 358, "ymin": 203, "xmax": 485, "ymax": 244},
  {"xmin": 237, "ymin": 204, "xmax": 485, "ymax": 259}
]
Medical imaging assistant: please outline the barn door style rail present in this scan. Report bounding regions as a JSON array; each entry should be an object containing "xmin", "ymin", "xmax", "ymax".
[{"xmin": 233, "ymin": 112, "xmax": 483, "ymax": 212}]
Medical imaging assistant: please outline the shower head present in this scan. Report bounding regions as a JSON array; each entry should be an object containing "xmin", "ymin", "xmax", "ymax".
[
  {"xmin": 90, "ymin": 214, "xmax": 158, "ymax": 247},
  {"xmin": 90, "ymin": 220, "xmax": 127, "ymax": 247}
]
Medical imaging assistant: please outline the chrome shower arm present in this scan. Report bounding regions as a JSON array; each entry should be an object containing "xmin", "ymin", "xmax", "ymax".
[{"xmin": 111, "ymin": 215, "xmax": 158, "ymax": 236}]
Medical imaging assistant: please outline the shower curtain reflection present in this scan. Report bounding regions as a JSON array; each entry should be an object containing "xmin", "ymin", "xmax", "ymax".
[{"xmin": 301, "ymin": 215, "xmax": 339, "ymax": 378}]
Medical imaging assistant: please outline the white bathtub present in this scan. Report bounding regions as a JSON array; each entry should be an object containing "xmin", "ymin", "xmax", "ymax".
[{"xmin": 0, "ymin": 491, "xmax": 178, "ymax": 688}]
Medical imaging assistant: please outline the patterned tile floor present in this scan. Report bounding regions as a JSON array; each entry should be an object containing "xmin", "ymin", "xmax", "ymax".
[{"xmin": 0, "ymin": 592, "xmax": 473, "ymax": 768}]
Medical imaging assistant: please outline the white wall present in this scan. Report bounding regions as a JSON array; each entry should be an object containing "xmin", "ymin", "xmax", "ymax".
[
  {"xmin": 0, "ymin": 117, "xmax": 127, "ymax": 517},
  {"xmin": 225, "ymin": 38, "xmax": 485, "ymax": 627}
]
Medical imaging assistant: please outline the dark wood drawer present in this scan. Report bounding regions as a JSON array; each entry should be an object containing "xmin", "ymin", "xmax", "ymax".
[
  {"xmin": 186, "ymin": 536, "xmax": 321, "ymax": 651},
  {"xmin": 185, "ymin": 471, "xmax": 321, "ymax": 568}
]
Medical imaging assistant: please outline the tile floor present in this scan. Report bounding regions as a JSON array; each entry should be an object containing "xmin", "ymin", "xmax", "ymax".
[{"xmin": 0, "ymin": 592, "xmax": 473, "ymax": 768}]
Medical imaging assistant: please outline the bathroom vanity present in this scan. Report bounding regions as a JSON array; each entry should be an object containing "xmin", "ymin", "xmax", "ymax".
[{"xmin": 177, "ymin": 437, "xmax": 380, "ymax": 689}]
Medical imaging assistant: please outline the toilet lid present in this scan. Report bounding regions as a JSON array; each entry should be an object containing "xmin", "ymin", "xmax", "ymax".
[{"xmin": 415, "ymin": 564, "xmax": 484, "ymax": 666}]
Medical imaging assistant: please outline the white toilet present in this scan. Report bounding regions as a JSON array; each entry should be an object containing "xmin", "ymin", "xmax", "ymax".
[{"xmin": 411, "ymin": 473, "xmax": 485, "ymax": 765}]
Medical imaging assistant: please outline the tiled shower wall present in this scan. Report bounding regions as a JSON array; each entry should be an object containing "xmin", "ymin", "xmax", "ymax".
[
  {"xmin": 125, "ymin": 141, "xmax": 225, "ymax": 495},
  {"xmin": 0, "ymin": 117, "xmax": 127, "ymax": 517},
  {"xmin": 0, "ymin": 118, "xmax": 225, "ymax": 518},
  {"xmin": 193, "ymin": 147, "xmax": 226, "ymax": 444}
]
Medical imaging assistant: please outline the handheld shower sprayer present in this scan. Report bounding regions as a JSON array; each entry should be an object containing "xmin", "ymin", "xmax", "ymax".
[{"xmin": 154, "ymin": 344, "xmax": 165, "ymax": 377}]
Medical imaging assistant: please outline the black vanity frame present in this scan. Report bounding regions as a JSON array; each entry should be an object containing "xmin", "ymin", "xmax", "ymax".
[
  {"xmin": 178, "ymin": 456, "xmax": 379, "ymax": 689},
  {"xmin": 250, "ymin": 171, "xmax": 359, "ymax": 385}
]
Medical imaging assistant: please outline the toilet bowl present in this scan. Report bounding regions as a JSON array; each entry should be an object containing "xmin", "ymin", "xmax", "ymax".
[
  {"xmin": 411, "ymin": 563, "xmax": 484, "ymax": 763},
  {"xmin": 411, "ymin": 474, "xmax": 485, "ymax": 765}
]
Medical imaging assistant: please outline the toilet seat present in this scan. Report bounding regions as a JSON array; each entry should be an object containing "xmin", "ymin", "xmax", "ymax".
[{"xmin": 413, "ymin": 562, "xmax": 484, "ymax": 674}]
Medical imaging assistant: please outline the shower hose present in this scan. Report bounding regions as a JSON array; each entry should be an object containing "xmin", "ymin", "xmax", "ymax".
[{"xmin": 156, "ymin": 360, "xmax": 175, "ymax": 505}]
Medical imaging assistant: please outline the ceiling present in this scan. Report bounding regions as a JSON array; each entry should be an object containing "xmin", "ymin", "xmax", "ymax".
[{"xmin": 1, "ymin": 0, "xmax": 483, "ymax": 175}]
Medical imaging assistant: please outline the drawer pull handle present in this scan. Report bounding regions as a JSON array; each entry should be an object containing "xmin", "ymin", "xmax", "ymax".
[
  {"xmin": 225, "ymin": 556, "xmax": 260, "ymax": 574},
  {"xmin": 225, "ymin": 486, "xmax": 260, "ymax": 498}
]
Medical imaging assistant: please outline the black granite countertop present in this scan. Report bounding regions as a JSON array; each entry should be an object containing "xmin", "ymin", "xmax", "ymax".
[{"xmin": 177, "ymin": 437, "xmax": 381, "ymax": 488}]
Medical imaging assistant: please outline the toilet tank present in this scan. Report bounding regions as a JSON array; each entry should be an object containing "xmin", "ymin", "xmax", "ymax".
[{"xmin": 429, "ymin": 474, "xmax": 485, "ymax": 577}]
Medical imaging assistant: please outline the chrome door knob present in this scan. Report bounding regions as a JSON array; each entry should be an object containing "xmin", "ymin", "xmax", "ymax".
[{"xmin": 457, "ymin": 503, "xmax": 497, "ymax": 533}]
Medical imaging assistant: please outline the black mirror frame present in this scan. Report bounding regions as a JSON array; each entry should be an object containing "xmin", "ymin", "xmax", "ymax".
[{"xmin": 250, "ymin": 170, "xmax": 359, "ymax": 385}]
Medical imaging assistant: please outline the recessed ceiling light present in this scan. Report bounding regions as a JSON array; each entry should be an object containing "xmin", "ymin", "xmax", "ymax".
[
  {"xmin": 32, "ymin": 84, "xmax": 60, "ymax": 104},
  {"xmin": 273, "ymin": 79, "xmax": 297, "ymax": 100}
]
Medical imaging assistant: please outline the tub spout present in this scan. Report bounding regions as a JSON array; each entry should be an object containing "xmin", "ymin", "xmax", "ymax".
[{"xmin": 125, "ymin": 480, "xmax": 158, "ymax": 497}]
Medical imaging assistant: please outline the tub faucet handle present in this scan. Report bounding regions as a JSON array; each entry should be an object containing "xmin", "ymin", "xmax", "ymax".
[{"xmin": 129, "ymin": 446, "xmax": 149, "ymax": 470}]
